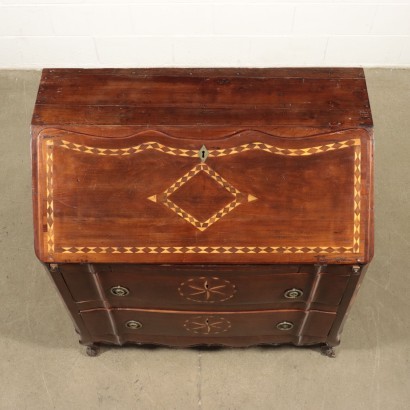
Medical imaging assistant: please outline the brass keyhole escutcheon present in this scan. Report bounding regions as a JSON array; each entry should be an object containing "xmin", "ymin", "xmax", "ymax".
[
  {"xmin": 199, "ymin": 145, "xmax": 209, "ymax": 162},
  {"xmin": 125, "ymin": 320, "xmax": 142, "ymax": 330}
]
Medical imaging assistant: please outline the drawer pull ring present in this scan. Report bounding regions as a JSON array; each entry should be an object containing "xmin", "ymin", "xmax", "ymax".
[
  {"xmin": 284, "ymin": 288, "xmax": 303, "ymax": 299},
  {"xmin": 110, "ymin": 286, "xmax": 130, "ymax": 297},
  {"xmin": 125, "ymin": 320, "xmax": 142, "ymax": 330},
  {"xmin": 276, "ymin": 321, "xmax": 294, "ymax": 331}
]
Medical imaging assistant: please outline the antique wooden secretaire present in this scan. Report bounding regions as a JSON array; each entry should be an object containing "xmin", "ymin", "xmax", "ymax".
[{"xmin": 31, "ymin": 68, "xmax": 374, "ymax": 357}]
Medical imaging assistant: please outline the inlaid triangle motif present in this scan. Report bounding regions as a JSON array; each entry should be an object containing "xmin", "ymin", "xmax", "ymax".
[
  {"xmin": 148, "ymin": 162, "xmax": 257, "ymax": 231},
  {"xmin": 169, "ymin": 171, "xmax": 234, "ymax": 221}
]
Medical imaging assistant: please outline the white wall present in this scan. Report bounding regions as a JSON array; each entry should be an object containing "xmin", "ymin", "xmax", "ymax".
[{"xmin": 0, "ymin": 0, "xmax": 409, "ymax": 68}]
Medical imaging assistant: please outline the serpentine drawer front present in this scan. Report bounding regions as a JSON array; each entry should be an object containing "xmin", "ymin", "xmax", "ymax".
[
  {"xmin": 79, "ymin": 309, "xmax": 337, "ymax": 347},
  {"xmin": 60, "ymin": 264, "xmax": 351, "ymax": 312},
  {"xmin": 31, "ymin": 68, "xmax": 374, "ymax": 357}
]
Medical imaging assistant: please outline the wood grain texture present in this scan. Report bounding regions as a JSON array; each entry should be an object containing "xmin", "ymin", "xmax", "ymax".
[
  {"xmin": 59, "ymin": 264, "xmax": 350, "ymax": 312},
  {"xmin": 31, "ymin": 68, "xmax": 374, "ymax": 352},
  {"xmin": 32, "ymin": 68, "xmax": 372, "ymax": 129},
  {"xmin": 80, "ymin": 308, "xmax": 336, "ymax": 342},
  {"xmin": 33, "ymin": 127, "xmax": 372, "ymax": 264}
]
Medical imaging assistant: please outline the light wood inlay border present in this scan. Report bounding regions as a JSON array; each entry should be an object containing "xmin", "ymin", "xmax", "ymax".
[
  {"xmin": 57, "ymin": 138, "xmax": 358, "ymax": 158},
  {"xmin": 60, "ymin": 245, "xmax": 355, "ymax": 254},
  {"xmin": 353, "ymin": 145, "xmax": 361, "ymax": 253},
  {"xmin": 46, "ymin": 140, "xmax": 54, "ymax": 255}
]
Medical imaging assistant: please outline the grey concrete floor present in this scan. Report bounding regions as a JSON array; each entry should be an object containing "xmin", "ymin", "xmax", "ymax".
[{"xmin": 0, "ymin": 69, "xmax": 409, "ymax": 410}]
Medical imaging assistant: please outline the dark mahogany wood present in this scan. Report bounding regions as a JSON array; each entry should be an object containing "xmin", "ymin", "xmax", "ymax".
[
  {"xmin": 33, "ymin": 68, "xmax": 372, "ymax": 129},
  {"xmin": 80, "ymin": 308, "xmax": 336, "ymax": 345},
  {"xmin": 32, "ymin": 68, "xmax": 374, "ymax": 355},
  {"xmin": 60, "ymin": 264, "xmax": 350, "ymax": 312}
]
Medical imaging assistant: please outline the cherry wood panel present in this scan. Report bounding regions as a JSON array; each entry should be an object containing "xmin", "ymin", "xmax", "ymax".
[
  {"xmin": 36, "ymin": 77, "xmax": 369, "ymax": 109},
  {"xmin": 32, "ymin": 68, "xmax": 372, "ymax": 128},
  {"xmin": 33, "ymin": 127, "xmax": 372, "ymax": 264},
  {"xmin": 32, "ymin": 105, "xmax": 372, "ymax": 128}
]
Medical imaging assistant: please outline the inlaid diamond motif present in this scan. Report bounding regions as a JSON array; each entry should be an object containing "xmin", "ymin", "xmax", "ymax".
[
  {"xmin": 169, "ymin": 171, "xmax": 235, "ymax": 221},
  {"xmin": 148, "ymin": 162, "xmax": 257, "ymax": 231}
]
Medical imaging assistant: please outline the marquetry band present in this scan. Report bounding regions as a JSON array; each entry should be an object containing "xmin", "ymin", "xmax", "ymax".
[
  {"xmin": 46, "ymin": 140, "xmax": 55, "ymax": 255},
  {"xmin": 57, "ymin": 138, "xmax": 359, "ymax": 158},
  {"xmin": 60, "ymin": 245, "xmax": 355, "ymax": 254},
  {"xmin": 43, "ymin": 136, "xmax": 362, "ymax": 256},
  {"xmin": 353, "ymin": 146, "xmax": 361, "ymax": 253}
]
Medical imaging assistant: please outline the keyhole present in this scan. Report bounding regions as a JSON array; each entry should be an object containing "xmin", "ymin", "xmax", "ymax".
[{"xmin": 199, "ymin": 145, "xmax": 208, "ymax": 162}]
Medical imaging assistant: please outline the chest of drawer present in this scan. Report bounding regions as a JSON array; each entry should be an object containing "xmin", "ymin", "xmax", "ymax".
[{"xmin": 60, "ymin": 264, "xmax": 351, "ymax": 311}]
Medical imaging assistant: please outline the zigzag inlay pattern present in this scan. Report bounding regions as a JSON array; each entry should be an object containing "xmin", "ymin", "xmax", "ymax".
[
  {"xmin": 57, "ymin": 138, "xmax": 360, "ymax": 158},
  {"xmin": 353, "ymin": 146, "xmax": 361, "ymax": 253},
  {"xmin": 46, "ymin": 140, "xmax": 54, "ymax": 256},
  {"xmin": 44, "ymin": 136, "xmax": 362, "ymax": 256},
  {"xmin": 59, "ymin": 246, "xmax": 355, "ymax": 254}
]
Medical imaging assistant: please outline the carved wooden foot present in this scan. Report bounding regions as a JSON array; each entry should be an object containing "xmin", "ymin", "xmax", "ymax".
[
  {"xmin": 86, "ymin": 345, "xmax": 100, "ymax": 357},
  {"xmin": 320, "ymin": 345, "xmax": 336, "ymax": 358}
]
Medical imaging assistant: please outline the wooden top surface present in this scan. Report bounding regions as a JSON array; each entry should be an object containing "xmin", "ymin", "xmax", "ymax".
[{"xmin": 32, "ymin": 68, "xmax": 373, "ymax": 129}]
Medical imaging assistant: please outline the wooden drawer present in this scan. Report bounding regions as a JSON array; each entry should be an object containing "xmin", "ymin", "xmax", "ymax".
[
  {"xmin": 80, "ymin": 308, "xmax": 336, "ymax": 345},
  {"xmin": 61, "ymin": 264, "xmax": 351, "ymax": 311}
]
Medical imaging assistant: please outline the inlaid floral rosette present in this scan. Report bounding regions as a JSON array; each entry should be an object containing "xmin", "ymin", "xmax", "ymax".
[
  {"xmin": 183, "ymin": 316, "xmax": 232, "ymax": 335},
  {"xmin": 178, "ymin": 276, "xmax": 236, "ymax": 303}
]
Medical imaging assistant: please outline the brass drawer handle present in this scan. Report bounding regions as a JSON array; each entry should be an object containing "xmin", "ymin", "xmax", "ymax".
[
  {"xmin": 110, "ymin": 286, "xmax": 130, "ymax": 297},
  {"xmin": 276, "ymin": 321, "xmax": 294, "ymax": 331},
  {"xmin": 125, "ymin": 320, "xmax": 142, "ymax": 330},
  {"xmin": 284, "ymin": 288, "xmax": 303, "ymax": 299}
]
